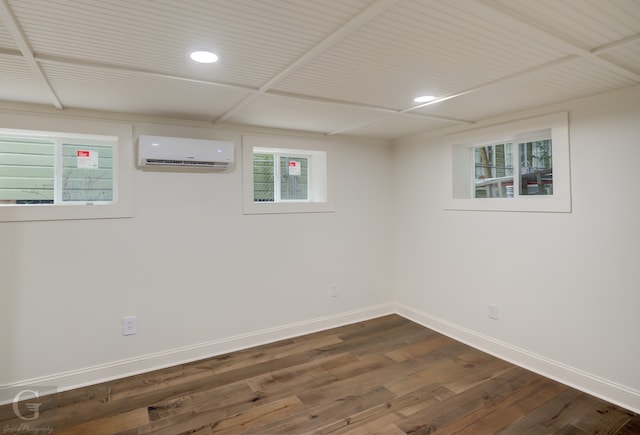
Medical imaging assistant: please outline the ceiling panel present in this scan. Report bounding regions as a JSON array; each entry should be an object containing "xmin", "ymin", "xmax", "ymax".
[
  {"xmin": 0, "ymin": 20, "xmax": 15, "ymax": 49},
  {"xmin": 225, "ymin": 93, "xmax": 392, "ymax": 135},
  {"xmin": 0, "ymin": 55, "xmax": 52, "ymax": 105},
  {"xmin": 8, "ymin": 0, "xmax": 375, "ymax": 88},
  {"xmin": 341, "ymin": 113, "xmax": 462, "ymax": 140},
  {"xmin": 0, "ymin": 0, "xmax": 639, "ymax": 140},
  {"xmin": 41, "ymin": 63, "xmax": 251, "ymax": 121},
  {"xmin": 272, "ymin": 0, "xmax": 573, "ymax": 110},
  {"xmin": 598, "ymin": 40, "xmax": 640, "ymax": 75},
  {"xmin": 415, "ymin": 57, "xmax": 639, "ymax": 121},
  {"xmin": 487, "ymin": 0, "xmax": 640, "ymax": 50}
]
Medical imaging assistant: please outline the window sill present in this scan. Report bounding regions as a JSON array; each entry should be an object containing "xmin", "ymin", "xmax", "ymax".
[
  {"xmin": 243, "ymin": 200, "xmax": 334, "ymax": 215},
  {"xmin": 0, "ymin": 202, "xmax": 133, "ymax": 222},
  {"xmin": 444, "ymin": 196, "xmax": 571, "ymax": 213}
]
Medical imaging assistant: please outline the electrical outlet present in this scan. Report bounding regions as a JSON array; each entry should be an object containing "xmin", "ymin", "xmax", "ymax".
[
  {"xmin": 488, "ymin": 304, "xmax": 499, "ymax": 320},
  {"xmin": 330, "ymin": 285, "xmax": 339, "ymax": 298},
  {"xmin": 123, "ymin": 316, "xmax": 137, "ymax": 336}
]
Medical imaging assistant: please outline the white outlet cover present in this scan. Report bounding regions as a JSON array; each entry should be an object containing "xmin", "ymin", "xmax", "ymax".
[
  {"xmin": 488, "ymin": 304, "xmax": 499, "ymax": 320},
  {"xmin": 330, "ymin": 285, "xmax": 339, "ymax": 297},
  {"xmin": 123, "ymin": 316, "xmax": 137, "ymax": 335}
]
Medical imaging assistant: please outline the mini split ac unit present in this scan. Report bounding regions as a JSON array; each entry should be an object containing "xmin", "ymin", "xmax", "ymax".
[{"xmin": 138, "ymin": 135, "xmax": 234, "ymax": 169}]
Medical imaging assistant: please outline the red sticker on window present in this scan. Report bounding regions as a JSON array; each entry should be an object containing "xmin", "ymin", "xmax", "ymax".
[{"xmin": 77, "ymin": 150, "xmax": 90, "ymax": 157}]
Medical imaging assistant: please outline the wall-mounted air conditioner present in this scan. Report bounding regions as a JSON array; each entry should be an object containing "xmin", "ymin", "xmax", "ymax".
[{"xmin": 138, "ymin": 135, "xmax": 234, "ymax": 169}]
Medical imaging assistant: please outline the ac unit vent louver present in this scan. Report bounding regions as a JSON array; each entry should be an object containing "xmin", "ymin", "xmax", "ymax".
[{"xmin": 144, "ymin": 159, "xmax": 229, "ymax": 167}]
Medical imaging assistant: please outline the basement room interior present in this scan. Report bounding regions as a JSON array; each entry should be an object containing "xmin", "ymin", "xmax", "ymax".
[{"xmin": 1, "ymin": 0, "xmax": 639, "ymax": 433}]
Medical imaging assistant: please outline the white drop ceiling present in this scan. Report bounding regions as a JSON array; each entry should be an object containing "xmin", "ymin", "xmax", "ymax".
[{"xmin": 0, "ymin": 0, "xmax": 638, "ymax": 140}]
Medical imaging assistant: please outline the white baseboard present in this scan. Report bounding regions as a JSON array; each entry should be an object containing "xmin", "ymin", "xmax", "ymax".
[
  {"xmin": 0, "ymin": 303, "xmax": 395, "ymax": 405},
  {"xmin": 3, "ymin": 302, "xmax": 638, "ymax": 414},
  {"xmin": 395, "ymin": 303, "xmax": 640, "ymax": 414}
]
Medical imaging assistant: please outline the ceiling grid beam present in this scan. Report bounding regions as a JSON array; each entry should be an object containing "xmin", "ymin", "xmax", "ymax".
[
  {"xmin": 0, "ymin": 1, "xmax": 636, "ymax": 138},
  {"xmin": 329, "ymin": 55, "xmax": 583, "ymax": 135},
  {"xmin": 404, "ymin": 54, "xmax": 581, "ymax": 113},
  {"xmin": 0, "ymin": 0, "xmax": 63, "ymax": 109},
  {"xmin": 212, "ymin": 0, "xmax": 400, "ymax": 125},
  {"xmin": 329, "ymin": 0, "xmax": 640, "ymax": 135},
  {"xmin": 480, "ymin": 0, "xmax": 640, "ymax": 82},
  {"xmin": 328, "ymin": 0, "xmax": 640, "ymax": 136},
  {"xmin": 591, "ymin": 33, "xmax": 640, "ymax": 55},
  {"xmin": 35, "ymin": 53, "xmax": 256, "ymax": 94}
]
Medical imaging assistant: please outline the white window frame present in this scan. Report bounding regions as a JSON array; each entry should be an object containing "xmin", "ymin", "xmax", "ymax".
[
  {"xmin": 444, "ymin": 112, "xmax": 571, "ymax": 213},
  {"xmin": 0, "ymin": 112, "xmax": 133, "ymax": 222},
  {"xmin": 242, "ymin": 135, "xmax": 333, "ymax": 214}
]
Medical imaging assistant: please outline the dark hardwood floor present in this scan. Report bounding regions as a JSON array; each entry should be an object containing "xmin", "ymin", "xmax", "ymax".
[{"xmin": 1, "ymin": 315, "xmax": 637, "ymax": 434}]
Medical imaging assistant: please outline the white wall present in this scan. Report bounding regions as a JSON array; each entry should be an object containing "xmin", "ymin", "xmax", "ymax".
[
  {"xmin": 2, "ymin": 85, "xmax": 639, "ymax": 412},
  {"xmin": 392, "ymin": 86, "xmax": 640, "ymax": 411},
  {"xmin": 0, "ymin": 114, "xmax": 394, "ymax": 397}
]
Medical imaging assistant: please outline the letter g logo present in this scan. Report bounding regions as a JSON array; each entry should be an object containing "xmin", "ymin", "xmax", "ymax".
[{"xmin": 12, "ymin": 389, "xmax": 42, "ymax": 421}]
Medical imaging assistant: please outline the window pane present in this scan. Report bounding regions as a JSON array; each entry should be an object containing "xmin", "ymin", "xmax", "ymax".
[
  {"xmin": 253, "ymin": 153, "xmax": 274, "ymax": 202},
  {"xmin": 0, "ymin": 137, "xmax": 55, "ymax": 205},
  {"xmin": 279, "ymin": 156, "xmax": 308, "ymax": 200},
  {"xmin": 473, "ymin": 143, "xmax": 514, "ymax": 198},
  {"xmin": 62, "ymin": 143, "xmax": 114, "ymax": 202},
  {"xmin": 519, "ymin": 139, "xmax": 552, "ymax": 196}
]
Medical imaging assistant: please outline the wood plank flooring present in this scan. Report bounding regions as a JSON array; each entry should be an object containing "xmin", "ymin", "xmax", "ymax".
[{"xmin": 1, "ymin": 315, "xmax": 637, "ymax": 434}]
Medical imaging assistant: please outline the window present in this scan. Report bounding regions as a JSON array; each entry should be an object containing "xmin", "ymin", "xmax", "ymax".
[
  {"xmin": 253, "ymin": 152, "xmax": 309, "ymax": 202},
  {"xmin": 0, "ymin": 132, "xmax": 115, "ymax": 205},
  {"xmin": 474, "ymin": 142, "xmax": 515, "ymax": 198},
  {"xmin": 472, "ymin": 132, "xmax": 553, "ymax": 199},
  {"xmin": 0, "ymin": 113, "xmax": 133, "ymax": 222},
  {"xmin": 445, "ymin": 112, "xmax": 570, "ymax": 212},
  {"xmin": 518, "ymin": 138, "xmax": 553, "ymax": 196},
  {"xmin": 243, "ymin": 135, "xmax": 333, "ymax": 214}
]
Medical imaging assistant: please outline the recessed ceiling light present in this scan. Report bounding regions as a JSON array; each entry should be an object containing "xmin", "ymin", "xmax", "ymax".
[
  {"xmin": 414, "ymin": 95, "xmax": 436, "ymax": 103},
  {"xmin": 190, "ymin": 51, "xmax": 218, "ymax": 63}
]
